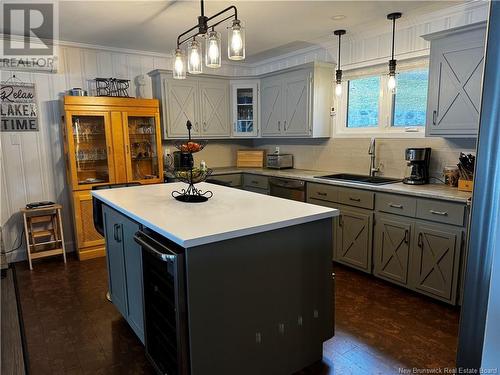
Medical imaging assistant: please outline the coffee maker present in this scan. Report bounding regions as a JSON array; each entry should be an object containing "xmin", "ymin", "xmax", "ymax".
[{"xmin": 403, "ymin": 148, "xmax": 431, "ymax": 185}]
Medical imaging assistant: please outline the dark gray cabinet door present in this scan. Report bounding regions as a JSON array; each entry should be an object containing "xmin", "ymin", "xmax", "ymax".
[
  {"xmin": 426, "ymin": 27, "xmax": 486, "ymax": 137},
  {"xmin": 335, "ymin": 205, "xmax": 373, "ymax": 273},
  {"xmin": 373, "ymin": 214, "xmax": 412, "ymax": 286},
  {"xmin": 122, "ymin": 218, "xmax": 144, "ymax": 343},
  {"xmin": 410, "ymin": 223, "xmax": 462, "ymax": 303},
  {"xmin": 103, "ymin": 205, "xmax": 145, "ymax": 343},
  {"xmin": 104, "ymin": 207, "xmax": 127, "ymax": 318}
]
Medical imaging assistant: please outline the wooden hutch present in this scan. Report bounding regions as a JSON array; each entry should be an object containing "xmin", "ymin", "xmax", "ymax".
[{"xmin": 62, "ymin": 96, "xmax": 163, "ymax": 260}]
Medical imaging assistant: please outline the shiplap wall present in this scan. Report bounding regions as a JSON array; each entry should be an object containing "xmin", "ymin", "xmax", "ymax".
[{"xmin": 0, "ymin": 45, "xmax": 173, "ymax": 262}]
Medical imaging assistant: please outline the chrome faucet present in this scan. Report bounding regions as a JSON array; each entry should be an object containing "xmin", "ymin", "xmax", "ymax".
[{"xmin": 368, "ymin": 137, "xmax": 379, "ymax": 177}]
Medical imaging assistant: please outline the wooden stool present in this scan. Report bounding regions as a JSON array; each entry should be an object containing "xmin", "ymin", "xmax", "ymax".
[{"xmin": 21, "ymin": 204, "xmax": 67, "ymax": 270}]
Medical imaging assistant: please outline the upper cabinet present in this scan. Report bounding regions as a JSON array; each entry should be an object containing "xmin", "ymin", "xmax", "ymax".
[
  {"xmin": 423, "ymin": 22, "xmax": 486, "ymax": 138},
  {"xmin": 150, "ymin": 71, "xmax": 230, "ymax": 139},
  {"xmin": 199, "ymin": 79, "xmax": 230, "ymax": 137},
  {"xmin": 261, "ymin": 63, "xmax": 333, "ymax": 138},
  {"xmin": 231, "ymin": 80, "xmax": 259, "ymax": 137},
  {"xmin": 149, "ymin": 62, "xmax": 333, "ymax": 139}
]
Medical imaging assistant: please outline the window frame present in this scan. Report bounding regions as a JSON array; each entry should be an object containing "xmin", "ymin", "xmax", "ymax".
[{"xmin": 334, "ymin": 61, "xmax": 429, "ymax": 138}]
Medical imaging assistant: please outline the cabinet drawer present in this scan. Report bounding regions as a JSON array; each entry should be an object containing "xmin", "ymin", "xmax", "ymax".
[
  {"xmin": 307, "ymin": 183, "xmax": 338, "ymax": 203},
  {"xmin": 338, "ymin": 188, "xmax": 374, "ymax": 210},
  {"xmin": 375, "ymin": 193, "xmax": 416, "ymax": 218},
  {"xmin": 416, "ymin": 199, "xmax": 465, "ymax": 226},
  {"xmin": 243, "ymin": 174, "xmax": 269, "ymax": 190},
  {"xmin": 211, "ymin": 173, "xmax": 242, "ymax": 187}
]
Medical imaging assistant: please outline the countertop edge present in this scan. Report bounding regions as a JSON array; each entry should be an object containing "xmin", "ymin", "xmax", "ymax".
[
  {"xmin": 210, "ymin": 168, "xmax": 471, "ymax": 204},
  {"xmin": 92, "ymin": 190, "xmax": 339, "ymax": 248}
]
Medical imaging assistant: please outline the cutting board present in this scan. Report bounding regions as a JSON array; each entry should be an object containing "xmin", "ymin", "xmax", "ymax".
[{"xmin": 236, "ymin": 150, "xmax": 266, "ymax": 168}]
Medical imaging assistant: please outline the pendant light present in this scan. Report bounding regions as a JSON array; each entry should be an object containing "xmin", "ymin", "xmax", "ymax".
[
  {"xmin": 187, "ymin": 38, "xmax": 203, "ymax": 74},
  {"xmin": 205, "ymin": 29, "xmax": 222, "ymax": 68},
  {"xmin": 228, "ymin": 19, "xmax": 245, "ymax": 60},
  {"xmin": 387, "ymin": 12, "xmax": 402, "ymax": 92},
  {"xmin": 334, "ymin": 29, "xmax": 346, "ymax": 97},
  {"xmin": 173, "ymin": 0, "xmax": 245, "ymax": 78},
  {"xmin": 173, "ymin": 48, "xmax": 186, "ymax": 79}
]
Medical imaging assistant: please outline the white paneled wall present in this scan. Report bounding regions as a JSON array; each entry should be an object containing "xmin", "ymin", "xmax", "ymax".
[{"xmin": 0, "ymin": 45, "xmax": 170, "ymax": 262}]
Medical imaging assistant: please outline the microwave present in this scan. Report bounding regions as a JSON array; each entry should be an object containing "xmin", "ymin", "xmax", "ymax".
[{"xmin": 266, "ymin": 154, "xmax": 293, "ymax": 169}]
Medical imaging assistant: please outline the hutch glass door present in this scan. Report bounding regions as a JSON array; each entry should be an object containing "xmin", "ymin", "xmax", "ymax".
[
  {"xmin": 125, "ymin": 115, "xmax": 161, "ymax": 183},
  {"xmin": 71, "ymin": 114, "xmax": 113, "ymax": 188}
]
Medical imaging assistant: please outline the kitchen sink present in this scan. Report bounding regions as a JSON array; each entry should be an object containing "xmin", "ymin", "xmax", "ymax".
[{"xmin": 315, "ymin": 173, "xmax": 401, "ymax": 185}]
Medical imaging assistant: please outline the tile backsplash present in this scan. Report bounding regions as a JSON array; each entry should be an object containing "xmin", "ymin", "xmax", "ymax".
[
  {"xmin": 253, "ymin": 137, "xmax": 477, "ymax": 180},
  {"xmin": 163, "ymin": 137, "xmax": 476, "ymax": 181}
]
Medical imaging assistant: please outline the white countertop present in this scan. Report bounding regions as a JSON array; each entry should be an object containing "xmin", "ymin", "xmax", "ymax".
[
  {"xmin": 211, "ymin": 168, "xmax": 472, "ymax": 203},
  {"xmin": 92, "ymin": 182, "xmax": 338, "ymax": 247}
]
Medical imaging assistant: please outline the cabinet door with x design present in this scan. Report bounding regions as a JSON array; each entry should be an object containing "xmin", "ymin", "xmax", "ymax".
[
  {"xmin": 164, "ymin": 79, "xmax": 200, "ymax": 137},
  {"xmin": 335, "ymin": 205, "xmax": 373, "ymax": 273},
  {"xmin": 199, "ymin": 79, "xmax": 230, "ymax": 137},
  {"xmin": 373, "ymin": 214, "xmax": 413, "ymax": 286},
  {"xmin": 410, "ymin": 223, "xmax": 463, "ymax": 303}
]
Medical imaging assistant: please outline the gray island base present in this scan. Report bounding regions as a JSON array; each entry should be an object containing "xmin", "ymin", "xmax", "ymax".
[{"xmin": 93, "ymin": 183, "xmax": 338, "ymax": 375}]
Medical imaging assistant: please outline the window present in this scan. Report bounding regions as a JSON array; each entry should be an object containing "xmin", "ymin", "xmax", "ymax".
[
  {"xmin": 393, "ymin": 70, "xmax": 428, "ymax": 127},
  {"xmin": 347, "ymin": 76, "xmax": 380, "ymax": 128},
  {"xmin": 335, "ymin": 64, "xmax": 429, "ymax": 137}
]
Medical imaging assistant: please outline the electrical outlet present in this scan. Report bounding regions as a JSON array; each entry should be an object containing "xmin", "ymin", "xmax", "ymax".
[{"xmin": 275, "ymin": 146, "xmax": 280, "ymax": 154}]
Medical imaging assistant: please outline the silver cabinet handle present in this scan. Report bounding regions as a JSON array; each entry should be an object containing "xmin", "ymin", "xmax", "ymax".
[
  {"xmin": 278, "ymin": 121, "xmax": 281, "ymax": 131},
  {"xmin": 349, "ymin": 197, "xmax": 361, "ymax": 202},
  {"xmin": 430, "ymin": 210, "xmax": 448, "ymax": 216},
  {"xmin": 404, "ymin": 229, "xmax": 409, "ymax": 244},
  {"xmin": 418, "ymin": 232, "xmax": 423, "ymax": 247},
  {"xmin": 284, "ymin": 120, "xmax": 287, "ymax": 131},
  {"xmin": 432, "ymin": 110, "xmax": 437, "ymax": 125},
  {"xmin": 317, "ymin": 192, "xmax": 327, "ymax": 197},
  {"xmin": 389, "ymin": 203, "xmax": 403, "ymax": 209}
]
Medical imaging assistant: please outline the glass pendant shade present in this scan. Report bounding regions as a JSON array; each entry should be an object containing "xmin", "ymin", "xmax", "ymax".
[
  {"xmin": 228, "ymin": 20, "xmax": 245, "ymax": 60},
  {"xmin": 205, "ymin": 30, "xmax": 221, "ymax": 68},
  {"xmin": 187, "ymin": 39, "xmax": 203, "ymax": 74},
  {"xmin": 388, "ymin": 74, "xmax": 397, "ymax": 92},
  {"xmin": 173, "ymin": 48, "xmax": 186, "ymax": 79},
  {"xmin": 335, "ymin": 83, "xmax": 343, "ymax": 97}
]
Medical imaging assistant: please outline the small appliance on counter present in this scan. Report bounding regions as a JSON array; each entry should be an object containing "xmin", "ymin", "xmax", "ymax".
[
  {"xmin": 267, "ymin": 153, "xmax": 293, "ymax": 169},
  {"xmin": 403, "ymin": 148, "xmax": 431, "ymax": 185}
]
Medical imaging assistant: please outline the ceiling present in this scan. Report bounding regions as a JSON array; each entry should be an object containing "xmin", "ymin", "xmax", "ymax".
[{"xmin": 45, "ymin": 1, "xmax": 464, "ymax": 61}]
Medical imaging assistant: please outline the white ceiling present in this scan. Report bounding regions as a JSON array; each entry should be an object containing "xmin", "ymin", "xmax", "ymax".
[{"xmin": 53, "ymin": 1, "xmax": 463, "ymax": 61}]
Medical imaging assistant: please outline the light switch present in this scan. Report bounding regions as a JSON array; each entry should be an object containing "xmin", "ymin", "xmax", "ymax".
[{"xmin": 10, "ymin": 134, "xmax": 20, "ymax": 145}]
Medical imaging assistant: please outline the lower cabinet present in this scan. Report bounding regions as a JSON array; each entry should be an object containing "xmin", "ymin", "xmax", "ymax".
[
  {"xmin": 373, "ymin": 212, "xmax": 464, "ymax": 304},
  {"xmin": 410, "ymin": 222, "xmax": 463, "ymax": 303},
  {"xmin": 103, "ymin": 205, "xmax": 145, "ymax": 343},
  {"xmin": 334, "ymin": 205, "xmax": 373, "ymax": 274},
  {"xmin": 373, "ymin": 214, "xmax": 413, "ymax": 286}
]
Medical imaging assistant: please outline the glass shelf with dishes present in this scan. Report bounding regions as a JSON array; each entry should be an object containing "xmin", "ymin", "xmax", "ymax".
[
  {"xmin": 71, "ymin": 115, "xmax": 112, "ymax": 185},
  {"xmin": 231, "ymin": 82, "xmax": 259, "ymax": 137},
  {"xmin": 126, "ymin": 116, "xmax": 161, "ymax": 181}
]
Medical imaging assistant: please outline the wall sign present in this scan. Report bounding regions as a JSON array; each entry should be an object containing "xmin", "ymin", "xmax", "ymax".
[{"xmin": 0, "ymin": 82, "xmax": 39, "ymax": 132}]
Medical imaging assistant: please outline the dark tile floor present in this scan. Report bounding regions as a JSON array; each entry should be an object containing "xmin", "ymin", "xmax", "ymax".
[{"xmin": 14, "ymin": 256, "xmax": 460, "ymax": 374}]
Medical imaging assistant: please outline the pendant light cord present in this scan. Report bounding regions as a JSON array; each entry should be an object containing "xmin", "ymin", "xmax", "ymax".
[
  {"xmin": 391, "ymin": 17, "xmax": 396, "ymax": 60},
  {"xmin": 337, "ymin": 34, "xmax": 341, "ymax": 69}
]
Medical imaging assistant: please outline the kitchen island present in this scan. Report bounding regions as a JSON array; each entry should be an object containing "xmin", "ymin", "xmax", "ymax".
[{"xmin": 92, "ymin": 182, "xmax": 339, "ymax": 375}]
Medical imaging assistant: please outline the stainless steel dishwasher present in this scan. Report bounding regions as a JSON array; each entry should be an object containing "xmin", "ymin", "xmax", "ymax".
[{"xmin": 269, "ymin": 177, "xmax": 306, "ymax": 202}]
